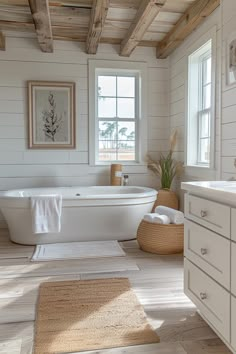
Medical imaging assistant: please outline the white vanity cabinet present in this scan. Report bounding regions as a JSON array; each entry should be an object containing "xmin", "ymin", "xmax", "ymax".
[
  {"xmin": 182, "ymin": 182, "xmax": 236, "ymax": 354},
  {"xmin": 184, "ymin": 258, "xmax": 230, "ymax": 341},
  {"xmin": 232, "ymin": 297, "xmax": 236, "ymax": 350},
  {"xmin": 185, "ymin": 194, "xmax": 230, "ymax": 237},
  {"xmin": 184, "ymin": 219, "xmax": 230, "ymax": 289},
  {"xmin": 232, "ymin": 242, "xmax": 236, "ymax": 297}
]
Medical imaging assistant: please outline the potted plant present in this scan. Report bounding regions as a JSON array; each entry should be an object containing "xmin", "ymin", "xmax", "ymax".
[{"xmin": 147, "ymin": 130, "xmax": 183, "ymax": 210}]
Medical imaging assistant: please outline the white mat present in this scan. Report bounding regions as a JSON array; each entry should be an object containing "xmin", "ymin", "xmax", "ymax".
[{"xmin": 31, "ymin": 240, "xmax": 126, "ymax": 261}]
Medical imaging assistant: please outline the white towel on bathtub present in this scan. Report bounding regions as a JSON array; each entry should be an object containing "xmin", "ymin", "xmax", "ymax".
[{"xmin": 30, "ymin": 195, "xmax": 62, "ymax": 234}]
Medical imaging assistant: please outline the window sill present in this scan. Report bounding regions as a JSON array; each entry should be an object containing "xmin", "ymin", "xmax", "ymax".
[
  {"xmin": 184, "ymin": 164, "xmax": 210, "ymax": 169},
  {"xmin": 93, "ymin": 161, "xmax": 144, "ymax": 166},
  {"xmin": 184, "ymin": 165, "xmax": 216, "ymax": 180},
  {"xmin": 89, "ymin": 162, "xmax": 147, "ymax": 174}
]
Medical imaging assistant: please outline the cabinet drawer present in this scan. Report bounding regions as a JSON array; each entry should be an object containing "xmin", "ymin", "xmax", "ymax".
[
  {"xmin": 184, "ymin": 220, "xmax": 230, "ymax": 289},
  {"xmin": 231, "ymin": 243, "xmax": 236, "ymax": 297},
  {"xmin": 184, "ymin": 259, "xmax": 230, "ymax": 341},
  {"xmin": 185, "ymin": 194, "xmax": 230, "ymax": 238},
  {"xmin": 232, "ymin": 296, "xmax": 236, "ymax": 351}
]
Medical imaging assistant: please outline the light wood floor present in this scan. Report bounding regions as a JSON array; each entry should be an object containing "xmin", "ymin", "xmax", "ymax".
[{"xmin": 0, "ymin": 229, "xmax": 232, "ymax": 354}]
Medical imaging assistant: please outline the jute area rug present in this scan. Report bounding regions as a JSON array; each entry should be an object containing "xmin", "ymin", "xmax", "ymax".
[{"xmin": 34, "ymin": 278, "xmax": 160, "ymax": 354}]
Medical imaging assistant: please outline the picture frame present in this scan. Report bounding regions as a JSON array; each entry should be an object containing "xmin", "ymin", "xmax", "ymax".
[
  {"xmin": 226, "ymin": 31, "xmax": 236, "ymax": 86},
  {"xmin": 28, "ymin": 81, "xmax": 76, "ymax": 149}
]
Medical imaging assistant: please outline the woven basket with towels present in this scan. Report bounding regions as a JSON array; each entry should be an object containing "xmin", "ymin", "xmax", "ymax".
[{"xmin": 137, "ymin": 206, "xmax": 184, "ymax": 255}]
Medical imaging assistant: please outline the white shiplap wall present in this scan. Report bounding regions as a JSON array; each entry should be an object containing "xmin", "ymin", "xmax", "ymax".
[
  {"xmin": 169, "ymin": 8, "xmax": 221, "ymax": 183},
  {"xmin": 0, "ymin": 36, "xmax": 169, "ymax": 195},
  {"xmin": 221, "ymin": 0, "xmax": 236, "ymax": 180},
  {"xmin": 169, "ymin": 0, "xmax": 236, "ymax": 184},
  {"xmin": 3, "ymin": 4, "xmax": 232, "ymax": 226}
]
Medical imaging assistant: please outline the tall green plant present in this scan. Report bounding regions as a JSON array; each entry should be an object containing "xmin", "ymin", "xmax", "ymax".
[{"xmin": 147, "ymin": 130, "xmax": 183, "ymax": 189}]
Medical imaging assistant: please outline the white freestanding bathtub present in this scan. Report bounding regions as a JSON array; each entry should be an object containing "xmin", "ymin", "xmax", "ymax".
[{"xmin": 0, "ymin": 186, "xmax": 157, "ymax": 245}]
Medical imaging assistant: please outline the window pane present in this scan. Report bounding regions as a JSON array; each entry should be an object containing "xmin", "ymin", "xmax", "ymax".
[
  {"xmin": 203, "ymin": 57, "xmax": 211, "ymax": 85},
  {"xmin": 99, "ymin": 151, "xmax": 117, "ymax": 161},
  {"xmin": 118, "ymin": 121, "xmax": 135, "ymax": 139},
  {"xmin": 98, "ymin": 76, "xmax": 116, "ymax": 97},
  {"xmin": 98, "ymin": 136, "xmax": 117, "ymax": 161},
  {"xmin": 200, "ymin": 138, "xmax": 210, "ymax": 163},
  {"xmin": 200, "ymin": 112, "xmax": 209, "ymax": 138},
  {"xmin": 117, "ymin": 98, "xmax": 135, "ymax": 118},
  {"xmin": 98, "ymin": 97, "xmax": 116, "ymax": 118},
  {"xmin": 118, "ymin": 141, "xmax": 135, "ymax": 161},
  {"xmin": 99, "ymin": 140, "xmax": 116, "ymax": 150},
  {"xmin": 117, "ymin": 77, "xmax": 135, "ymax": 97},
  {"xmin": 98, "ymin": 120, "xmax": 136, "ymax": 161},
  {"xmin": 99, "ymin": 121, "xmax": 117, "ymax": 140},
  {"xmin": 203, "ymin": 84, "xmax": 211, "ymax": 109},
  {"xmin": 117, "ymin": 122, "xmax": 135, "ymax": 160},
  {"xmin": 117, "ymin": 152, "xmax": 135, "ymax": 161},
  {"xmin": 206, "ymin": 57, "xmax": 211, "ymax": 84}
]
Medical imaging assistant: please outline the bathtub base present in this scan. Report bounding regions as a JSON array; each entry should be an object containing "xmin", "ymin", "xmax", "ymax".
[
  {"xmin": 0, "ymin": 186, "xmax": 157, "ymax": 245},
  {"xmin": 3, "ymin": 204, "xmax": 153, "ymax": 245}
]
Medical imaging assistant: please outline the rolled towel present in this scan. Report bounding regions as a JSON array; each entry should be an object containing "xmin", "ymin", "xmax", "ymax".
[
  {"xmin": 155, "ymin": 206, "xmax": 184, "ymax": 224},
  {"xmin": 143, "ymin": 213, "xmax": 156, "ymax": 222},
  {"xmin": 152, "ymin": 214, "xmax": 170, "ymax": 224},
  {"xmin": 143, "ymin": 213, "xmax": 170, "ymax": 224}
]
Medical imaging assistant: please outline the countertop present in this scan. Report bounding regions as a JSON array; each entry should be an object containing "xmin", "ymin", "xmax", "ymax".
[{"xmin": 181, "ymin": 181, "xmax": 236, "ymax": 206}]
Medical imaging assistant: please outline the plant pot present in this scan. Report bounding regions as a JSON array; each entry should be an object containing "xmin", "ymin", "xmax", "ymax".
[{"xmin": 152, "ymin": 188, "xmax": 178, "ymax": 212}]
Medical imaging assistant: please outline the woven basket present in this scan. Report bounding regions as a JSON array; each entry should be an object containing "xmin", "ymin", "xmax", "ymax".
[
  {"xmin": 152, "ymin": 189, "xmax": 178, "ymax": 212},
  {"xmin": 137, "ymin": 220, "xmax": 184, "ymax": 255}
]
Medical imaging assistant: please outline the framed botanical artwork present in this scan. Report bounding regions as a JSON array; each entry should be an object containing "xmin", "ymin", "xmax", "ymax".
[
  {"xmin": 28, "ymin": 81, "xmax": 76, "ymax": 149},
  {"xmin": 226, "ymin": 31, "xmax": 236, "ymax": 86}
]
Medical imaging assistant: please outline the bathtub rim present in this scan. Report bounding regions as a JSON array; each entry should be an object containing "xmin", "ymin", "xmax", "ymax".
[
  {"xmin": 0, "ymin": 186, "xmax": 157, "ymax": 201},
  {"xmin": 0, "ymin": 186, "xmax": 158, "ymax": 208}
]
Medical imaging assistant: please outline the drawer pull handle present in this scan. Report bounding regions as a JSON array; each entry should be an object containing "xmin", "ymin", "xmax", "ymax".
[
  {"xmin": 200, "ymin": 210, "xmax": 207, "ymax": 217},
  {"xmin": 200, "ymin": 292, "xmax": 207, "ymax": 300},
  {"xmin": 201, "ymin": 248, "xmax": 207, "ymax": 255}
]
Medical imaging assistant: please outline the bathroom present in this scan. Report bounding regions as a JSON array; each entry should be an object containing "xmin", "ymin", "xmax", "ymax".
[{"xmin": 0, "ymin": 0, "xmax": 235, "ymax": 353}]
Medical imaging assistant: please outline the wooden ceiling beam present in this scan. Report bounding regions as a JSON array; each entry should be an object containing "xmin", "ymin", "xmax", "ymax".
[
  {"xmin": 0, "ymin": 32, "xmax": 5, "ymax": 50},
  {"xmin": 28, "ymin": 0, "xmax": 53, "ymax": 52},
  {"xmin": 156, "ymin": 0, "xmax": 220, "ymax": 59},
  {"xmin": 120, "ymin": 0, "xmax": 166, "ymax": 57},
  {"xmin": 86, "ymin": 0, "xmax": 109, "ymax": 54}
]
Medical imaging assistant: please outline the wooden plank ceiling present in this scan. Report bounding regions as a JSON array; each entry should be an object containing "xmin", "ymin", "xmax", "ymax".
[{"xmin": 0, "ymin": 0, "xmax": 220, "ymax": 57}]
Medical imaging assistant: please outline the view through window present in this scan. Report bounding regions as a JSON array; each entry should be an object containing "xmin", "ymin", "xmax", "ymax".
[
  {"xmin": 198, "ymin": 52, "xmax": 211, "ymax": 164},
  {"xmin": 97, "ymin": 74, "xmax": 138, "ymax": 162},
  {"xmin": 187, "ymin": 39, "xmax": 213, "ymax": 167}
]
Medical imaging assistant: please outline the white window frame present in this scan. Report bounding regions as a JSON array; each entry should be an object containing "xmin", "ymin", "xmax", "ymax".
[
  {"xmin": 88, "ymin": 60, "xmax": 147, "ymax": 166},
  {"xmin": 97, "ymin": 72, "xmax": 139, "ymax": 162},
  {"xmin": 185, "ymin": 27, "xmax": 216, "ymax": 173},
  {"xmin": 197, "ymin": 50, "xmax": 211, "ymax": 165}
]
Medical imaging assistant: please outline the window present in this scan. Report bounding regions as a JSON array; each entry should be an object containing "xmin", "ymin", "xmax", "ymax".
[
  {"xmin": 97, "ymin": 74, "xmax": 137, "ymax": 162},
  {"xmin": 198, "ymin": 51, "xmax": 211, "ymax": 164},
  {"xmin": 187, "ymin": 38, "xmax": 215, "ymax": 168},
  {"xmin": 89, "ymin": 60, "xmax": 147, "ymax": 165}
]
